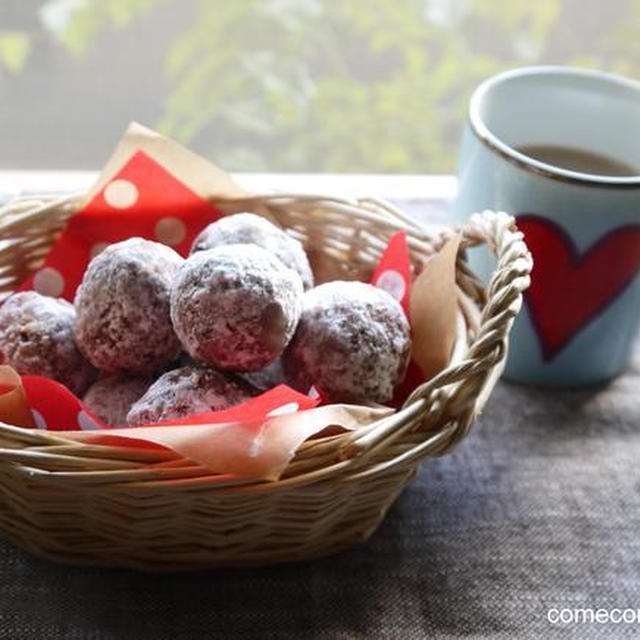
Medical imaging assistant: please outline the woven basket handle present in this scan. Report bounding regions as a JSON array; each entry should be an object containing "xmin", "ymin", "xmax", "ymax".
[{"xmin": 342, "ymin": 210, "xmax": 532, "ymax": 464}]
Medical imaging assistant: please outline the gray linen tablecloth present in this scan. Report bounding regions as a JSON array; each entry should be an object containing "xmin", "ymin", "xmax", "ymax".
[{"xmin": 0, "ymin": 190, "xmax": 638, "ymax": 639}]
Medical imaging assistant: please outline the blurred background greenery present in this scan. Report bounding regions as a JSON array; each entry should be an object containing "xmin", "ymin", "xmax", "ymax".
[{"xmin": 1, "ymin": 0, "xmax": 638, "ymax": 171}]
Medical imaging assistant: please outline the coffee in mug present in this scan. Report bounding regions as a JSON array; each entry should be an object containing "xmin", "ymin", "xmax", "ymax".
[{"xmin": 516, "ymin": 144, "xmax": 638, "ymax": 177}]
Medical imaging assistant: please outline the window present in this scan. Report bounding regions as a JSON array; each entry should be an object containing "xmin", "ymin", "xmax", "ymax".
[{"xmin": 1, "ymin": 0, "xmax": 638, "ymax": 171}]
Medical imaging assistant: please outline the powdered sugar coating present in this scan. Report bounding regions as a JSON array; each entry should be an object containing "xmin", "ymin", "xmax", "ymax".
[
  {"xmin": 74, "ymin": 238, "xmax": 183, "ymax": 374},
  {"xmin": 0, "ymin": 291, "xmax": 96, "ymax": 396},
  {"xmin": 83, "ymin": 375, "xmax": 150, "ymax": 427},
  {"xmin": 126, "ymin": 363, "xmax": 255, "ymax": 426},
  {"xmin": 171, "ymin": 244, "xmax": 303, "ymax": 371},
  {"xmin": 191, "ymin": 213, "xmax": 314, "ymax": 290},
  {"xmin": 283, "ymin": 281, "xmax": 411, "ymax": 404}
]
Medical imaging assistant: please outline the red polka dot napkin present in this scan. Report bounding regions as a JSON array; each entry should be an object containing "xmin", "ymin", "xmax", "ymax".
[
  {"xmin": 21, "ymin": 375, "xmax": 319, "ymax": 433},
  {"xmin": 20, "ymin": 150, "xmax": 225, "ymax": 301},
  {"xmin": 370, "ymin": 229, "xmax": 424, "ymax": 404},
  {"xmin": 371, "ymin": 230, "xmax": 411, "ymax": 314}
]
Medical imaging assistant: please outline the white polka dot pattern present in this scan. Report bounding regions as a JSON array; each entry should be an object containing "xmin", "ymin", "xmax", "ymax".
[
  {"xmin": 266, "ymin": 402, "xmax": 299, "ymax": 417},
  {"xmin": 77, "ymin": 410, "xmax": 101, "ymax": 431},
  {"xmin": 89, "ymin": 242, "xmax": 109, "ymax": 260},
  {"xmin": 154, "ymin": 217, "xmax": 186, "ymax": 246},
  {"xmin": 104, "ymin": 179, "xmax": 139, "ymax": 209},
  {"xmin": 375, "ymin": 269, "xmax": 406, "ymax": 302},
  {"xmin": 32, "ymin": 409, "xmax": 47, "ymax": 430},
  {"xmin": 33, "ymin": 267, "xmax": 65, "ymax": 297}
]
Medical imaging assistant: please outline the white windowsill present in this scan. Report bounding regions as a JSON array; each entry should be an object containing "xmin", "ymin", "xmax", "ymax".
[{"xmin": 0, "ymin": 170, "xmax": 456, "ymax": 202}]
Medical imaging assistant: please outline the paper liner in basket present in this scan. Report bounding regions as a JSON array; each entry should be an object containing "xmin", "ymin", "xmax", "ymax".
[
  {"xmin": 0, "ymin": 370, "xmax": 392, "ymax": 480},
  {"xmin": 0, "ymin": 366, "xmax": 34, "ymax": 429}
]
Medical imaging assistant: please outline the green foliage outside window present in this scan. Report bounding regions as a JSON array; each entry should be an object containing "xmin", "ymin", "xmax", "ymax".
[{"xmin": 5, "ymin": 0, "xmax": 640, "ymax": 172}]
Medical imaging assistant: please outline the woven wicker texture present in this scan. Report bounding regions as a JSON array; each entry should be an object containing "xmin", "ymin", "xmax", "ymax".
[{"xmin": 0, "ymin": 193, "xmax": 531, "ymax": 570}]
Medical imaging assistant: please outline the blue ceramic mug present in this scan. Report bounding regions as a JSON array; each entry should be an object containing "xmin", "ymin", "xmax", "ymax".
[{"xmin": 453, "ymin": 67, "xmax": 640, "ymax": 387}]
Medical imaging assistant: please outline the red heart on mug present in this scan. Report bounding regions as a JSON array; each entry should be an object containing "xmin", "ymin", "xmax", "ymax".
[{"xmin": 517, "ymin": 216, "xmax": 640, "ymax": 361}]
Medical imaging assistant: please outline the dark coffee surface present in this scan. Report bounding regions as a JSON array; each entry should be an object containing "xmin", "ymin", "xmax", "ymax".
[{"xmin": 517, "ymin": 144, "xmax": 638, "ymax": 176}]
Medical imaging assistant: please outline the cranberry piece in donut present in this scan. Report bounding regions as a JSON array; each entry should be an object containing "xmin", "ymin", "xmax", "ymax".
[
  {"xmin": 0, "ymin": 291, "xmax": 96, "ymax": 396},
  {"xmin": 126, "ymin": 363, "xmax": 255, "ymax": 426},
  {"xmin": 191, "ymin": 213, "xmax": 313, "ymax": 290},
  {"xmin": 283, "ymin": 281, "xmax": 411, "ymax": 404},
  {"xmin": 74, "ymin": 238, "xmax": 183, "ymax": 375},
  {"xmin": 171, "ymin": 244, "xmax": 303, "ymax": 371}
]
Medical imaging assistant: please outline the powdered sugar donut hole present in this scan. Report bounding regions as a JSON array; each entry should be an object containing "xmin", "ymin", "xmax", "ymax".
[
  {"xmin": 74, "ymin": 238, "xmax": 183, "ymax": 374},
  {"xmin": 284, "ymin": 281, "xmax": 411, "ymax": 404},
  {"xmin": 171, "ymin": 244, "xmax": 303, "ymax": 372},
  {"xmin": 83, "ymin": 375, "xmax": 151, "ymax": 427},
  {"xmin": 0, "ymin": 291, "xmax": 96, "ymax": 396},
  {"xmin": 190, "ymin": 213, "xmax": 314, "ymax": 290},
  {"xmin": 126, "ymin": 364, "xmax": 255, "ymax": 426}
]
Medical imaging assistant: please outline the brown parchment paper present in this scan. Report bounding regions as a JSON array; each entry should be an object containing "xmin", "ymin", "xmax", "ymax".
[
  {"xmin": 0, "ymin": 366, "xmax": 35, "ymax": 428},
  {"xmin": 63, "ymin": 404, "xmax": 392, "ymax": 481},
  {"xmin": 409, "ymin": 235, "xmax": 462, "ymax": 380},
  {"xmin": 82, "ymin": 122, "xmax": 248, "ymax": 206}
]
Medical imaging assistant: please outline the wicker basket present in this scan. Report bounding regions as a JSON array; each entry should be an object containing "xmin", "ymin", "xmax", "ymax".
[{"xmin": 0, "ymin": 192, "xmax": 531, "ymax": 570}]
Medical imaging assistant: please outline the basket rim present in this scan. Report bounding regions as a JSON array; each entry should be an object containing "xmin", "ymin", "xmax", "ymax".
[{"xmin": 0, "ymin": 192, "xmax": 532, "ymax": 493}]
